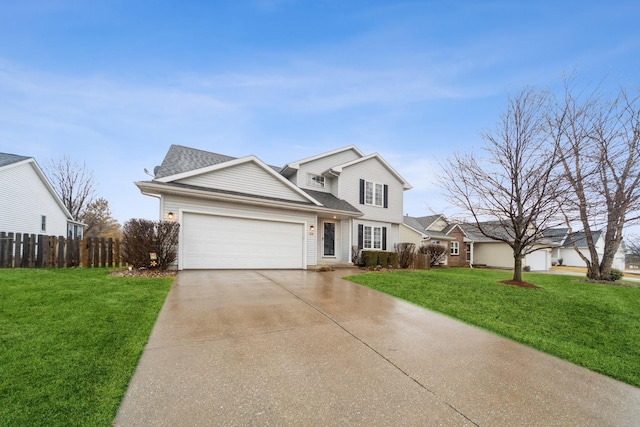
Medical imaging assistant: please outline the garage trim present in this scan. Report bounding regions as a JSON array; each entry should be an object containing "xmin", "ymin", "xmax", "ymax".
[{"xmin": 178, "ymin": 209, "xmax": 309, "ymax": 270}]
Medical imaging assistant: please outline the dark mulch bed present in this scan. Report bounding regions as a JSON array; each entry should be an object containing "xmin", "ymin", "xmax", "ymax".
[
  {"xmin": 499, "ymin": 279, "xmax": 540, "ymax": 289},
  {"xmin": 109, "ymin": 269, "xmax": 177, "ymax": 278}
]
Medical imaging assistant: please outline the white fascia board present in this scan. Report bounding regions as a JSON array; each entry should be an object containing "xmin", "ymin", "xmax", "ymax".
[
  {"xmin": 446, "ymin": 224, "xmax": 469, "ymax": 238},
  {"xmin": 4, "ymin": 158, "xmax": 76, "ymax": 222},
  {"xmin": 155, "ymin": 155, "xmax": 323, "ymax": 206},
  {"xmin": 329, "ymin": 153, "xmax": 413, "ymax": 190},
  {"xmin": 281, "ymin": 145, "xmax": 364, "ymax": 171},
  {"xmin": 135, "ymin": 181, "xmax": 362, "ymax": 218}
]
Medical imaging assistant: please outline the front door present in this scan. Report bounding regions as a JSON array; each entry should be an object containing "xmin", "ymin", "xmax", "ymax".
[{"xmin": 323, "ymin": 222, "xmax": 336, "ymax": 257}]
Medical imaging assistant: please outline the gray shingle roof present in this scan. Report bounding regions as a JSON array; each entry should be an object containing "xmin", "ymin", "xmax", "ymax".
[
  {"xmin": 303, "ymin": 189, "xmax": 361, "ymax": 214},
  {"xmin": 562, "ymin": 230, "xmax": 602, "ymax": 248},
  {"xmin": 0, "ymin": 152, "xmax": 31, "ymax": 168},
  {"xmin": 154, "ymin": 145, "xmax": 237, "ymax": 178},
  {"xmin": 403, "ymin": 215, "xmax": 426, "ymax": 232},
  {"xmin": 542, "ymin": 228, "xmax": 569, "ymax": 244}
]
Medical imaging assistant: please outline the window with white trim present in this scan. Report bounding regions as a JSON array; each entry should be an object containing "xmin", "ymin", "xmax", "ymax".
[
  {"xmin": 363, "ymin": 225, "xmax": 382, "ymax": 249},
  {"xmin": 466, "ymin": 243, "xmax": 471, "ymax": 261},
  {"xmin": 41, "ymin": 215, "xmax": 46, "ymax": 232},
  {"xmin": 307, "ymin": 173, "xmax": 325, "ymax": 188},
  {"xmin": 450, "ymin": 241, "xmax": 459, "ymax": 255},
  {"xmin": 364, "ymin": 180, "xmax": 384, "ymax": 207}
]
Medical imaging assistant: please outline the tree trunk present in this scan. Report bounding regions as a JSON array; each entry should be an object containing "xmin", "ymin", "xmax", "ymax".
[{"xmin": 512, "ymin": 254, "xmax": 523, "ymax": 282}]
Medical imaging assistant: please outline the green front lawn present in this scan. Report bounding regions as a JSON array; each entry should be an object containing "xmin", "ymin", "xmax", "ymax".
[
  {"xmin": 0, "ymin": 268, "xmax": 173, "ymax": 427},
  {"xmin": 346, "ymin": 268, "xmax": 640, "ymax": 388}
]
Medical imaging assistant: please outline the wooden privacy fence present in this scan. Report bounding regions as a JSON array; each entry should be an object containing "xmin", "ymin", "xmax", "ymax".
[{"xmin": 0, "ymin": 232, "xmax": 122, "ymax": 268}]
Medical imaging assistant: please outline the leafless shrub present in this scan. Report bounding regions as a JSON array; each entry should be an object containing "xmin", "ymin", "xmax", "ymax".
[
  {"xmin": 395, "ymin": 242, "xmax": 416, "ymax": 269},
  {"xmin": 122, "ymin": 219, "xmax": 179, "ymax": 270},
  {"xmin": 419, "ymin": 244, "xmax": 446, "ymax": 266}
]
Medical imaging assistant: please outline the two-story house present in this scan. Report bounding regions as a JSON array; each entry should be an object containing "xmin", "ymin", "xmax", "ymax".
[{"xmin": 136, "ymin": 145, "xmax": 411, "ymax": 270}]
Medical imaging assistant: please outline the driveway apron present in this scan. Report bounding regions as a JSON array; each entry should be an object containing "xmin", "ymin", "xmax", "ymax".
[{"xmin": 114, "ymin": 269, "xmax": 640, "ymax": 426}]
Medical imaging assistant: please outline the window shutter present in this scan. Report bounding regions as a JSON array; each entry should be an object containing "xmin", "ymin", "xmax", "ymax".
[
  {"xmin": 359, "ymin": 179, "xmax": 365, "ymax": 205},
  {"xmin": 358, "ymin": 224, "xmax": 363, "ymax": 247},
  {"xmin": 383, "ymin": 184, "xmax": 388, "ymax": 208},
  {"xmin": 382, "ymin": 226, "xmax": 387, "ymax": 250}
]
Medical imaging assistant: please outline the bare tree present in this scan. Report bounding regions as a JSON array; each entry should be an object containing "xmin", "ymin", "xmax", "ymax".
[
  {"xmin": 551, "ymin": 82, "xmax": 640, "ymax": 281},
  {"xmin": 441, "ymin": 88, "xmax": 562, "ymax": 282},
  {"xmin": 627, "ymin": 235, "xmax": 640, "ymax": 269},
  {"xmin": 79, "ymin": 197, "xmax": 121, "ymax": 238},
  {"xmin": 45, "ymin": 155, "xmax": 96, "ymax": 220}
]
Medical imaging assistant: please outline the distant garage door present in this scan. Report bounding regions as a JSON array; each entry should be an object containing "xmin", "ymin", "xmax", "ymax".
[{"xmin": 181, "ymin": 212, "xmax": 304, "ymax": 269}]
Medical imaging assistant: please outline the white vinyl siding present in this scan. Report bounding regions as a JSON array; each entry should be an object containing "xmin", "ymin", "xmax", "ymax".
[
  {"xmin": 162, "ymin": 194, "xmax": 317, "ymax": 268},
  {"xmin": 296, "ymin": 148, "xmax": 361, "ymax": 192},
  {"xmin": 176, "ymin": 161, "xmax": 309, "ymax": 203},
  {"xmin": 340, "ymin": 157, "xmax": 404, "ymax": 223},
  {"xmin": 0, "ymin": 161, "xmax": 70, "ymax": 236}
]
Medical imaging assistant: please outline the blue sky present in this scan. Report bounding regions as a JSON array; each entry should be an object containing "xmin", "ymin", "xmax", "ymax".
[{"xmin": 1, "ymin": 0, "xmax": 639, "ymax": 229}]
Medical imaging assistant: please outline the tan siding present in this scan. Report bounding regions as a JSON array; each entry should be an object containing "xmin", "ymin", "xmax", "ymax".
[
  {"xmin": 399, "ymin": 224, "xmax": 423, "ymax": 247},
  {"xmin": 473, "ymin": 242, "xmax": 513, "ymax": 269},
  {"xmin": 0, "ymin": 162, "xmax": 69, "ymax": 236},
  {"xmin": 177, "ymin": 161, "xmax": 309, "ymax": 203},
  {"xmin": 161, "ymin": 194, "xmax": 317, "ymax": 266},
  {"xmin": 339, "ymin": 158, "xmax": 404, "ymax": 223}
]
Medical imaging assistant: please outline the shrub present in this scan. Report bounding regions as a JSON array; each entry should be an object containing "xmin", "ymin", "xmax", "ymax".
[
  {"xmin": 377, "ymin": 251, "xmax": 389, "ymax": 267},
  {"xmin": 420, "ymin": 244, "xmax": 447, "ymax": 267},
  {"xmin": 395, "ymin": 243, "xmax": 416, "ymax": 269},
  {"xmin": 122, "ymin": 219, "xmax": 179, "ymax": 270},
  {"xmin": 610, "ymin": 268, "xmax": 624, "ymax": 281},
  {"xmin": 558, "ymin": 258, "xmax": 564, "ymax": 266},
  {"xmin": 388, "ymin": 252, "xmax": 399, "ymax": 268},
  {"xmin": 361, "ymin": 251, "xmax": 379, "ymax": 267},
  {"xmin": 351, "ymin": 245, "xmax": 362, "ymax": 265}
]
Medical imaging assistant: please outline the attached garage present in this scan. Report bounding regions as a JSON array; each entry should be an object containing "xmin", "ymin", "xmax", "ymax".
[{"xmin": 181, "ymin": 212, "xmax": 305, "ymax": 269}]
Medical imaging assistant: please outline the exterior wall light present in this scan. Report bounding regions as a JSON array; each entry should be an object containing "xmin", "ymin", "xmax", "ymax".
[
  {"xmin": 168, "ymin": 212, "xmax": 174, "ymax": 220},
  {"xmin": 309, "ymin": 225, "xmax": 315, "ymax": 233}
]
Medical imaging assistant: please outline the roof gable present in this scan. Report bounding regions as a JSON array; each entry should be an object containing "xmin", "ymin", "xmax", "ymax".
[
  {"xmin": 329, "ymin": 153, "xmax": 412, "ymax": 190},
  {"xmin": 281, "ymin": 145, "xmax": 364, "ymax": 174},
  {"xmin": 158, "ymin": 155, "xmax": 321, "ymax": 205},
  {"xmin": 0, "ymin": 153, "xmax": 76, "ymax": 222}
]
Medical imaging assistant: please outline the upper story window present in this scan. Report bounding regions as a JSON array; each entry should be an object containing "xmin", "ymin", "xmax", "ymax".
[
  {"xmin": 307, "ymin": 173, "xmax": 325, "ymax": 188},
  {"xmin": 450, "ymin": 241, "xmax": 460, "ymax": 255},
  {"xmin": 364, "ymin": 180, "xmax": 384, "ymax": 207},
  {"xmin": 41, "ymin": 215, "xmax": 46, "ymax": 232}
]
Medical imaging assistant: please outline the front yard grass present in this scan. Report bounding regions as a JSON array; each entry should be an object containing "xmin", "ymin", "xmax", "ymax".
[
  {"xmin": 346, "ymin": 268, "xmax": 640, "ymax": 388},
  {"xmin": 0, "ymin": 268, "xmax": 173, "ymax": 426}
]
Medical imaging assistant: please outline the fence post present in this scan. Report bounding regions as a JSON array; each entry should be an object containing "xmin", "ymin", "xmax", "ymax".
[
  {"xmin": 14, "ymin": 233, "xmax": 22, "ymax": 267},
  {"xmin": 36, "ymin": 234, "xmax": 44, "ymax": 268},
  {"xmin": 100, "ymin": 238, "xmax": 107, "ymax": 267},
  {"xmin": 0, "ymin": 231, "xmax": 6, "ymax": 268}
]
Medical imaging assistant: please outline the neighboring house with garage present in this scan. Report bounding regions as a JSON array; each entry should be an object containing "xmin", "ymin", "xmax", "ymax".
[
  {"xmin": 400, "ymin": 214, "xmax": 469, "ymax": 267},
  {"xmin": 0, "ymin": 152, "xmax": 84, "ymax": 238},
  {"xmin": 136, "ymin": 144, "xmax": 412, "ymax": 270},
  {"xmin": 401, "ymin": 214, "xmax": 552, "ymax": 271},
  {"xmin": 544, "ymin": 228, "xmax": 626, "ymax": 270}
]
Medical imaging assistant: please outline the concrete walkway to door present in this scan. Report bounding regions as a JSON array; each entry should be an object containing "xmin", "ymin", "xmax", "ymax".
[{"xmin": 114, "ymin": 269, "xmax": 640, "ymax": 426}]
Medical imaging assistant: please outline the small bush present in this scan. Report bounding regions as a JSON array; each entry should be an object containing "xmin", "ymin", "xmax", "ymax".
[
  {"xmin": 395, "ymin": 243, "xmax": 416, "ymax": 269},
  {"xmin": 122, "ymin": 219, "xmax": 179, "ymax": 270},
  {"xmin": 377, "ymin": 251, "xmax": 389, "ymax": 267},
  {"xmin": 351, "ymin": 245, "xmax": 362, "ymax": 265},
  {"xmin": 361, "ymin": 251, "xmax": 379, "ymax": 267},
  {"xmin": 610, "ymin": 268, "xmax": 624, "ymax": 281},
  {"xmin": 388, "ymin": 252, "xmax": 399, "ymax": 268},
  {"xmin": 420, "ymin": 244, "xmax": 447, "ymax": 267}
]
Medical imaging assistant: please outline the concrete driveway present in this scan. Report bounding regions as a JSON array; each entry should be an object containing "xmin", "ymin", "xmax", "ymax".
[{"xmin": 114, "ymin": 269, "xmax": 640, "ymax": 426}]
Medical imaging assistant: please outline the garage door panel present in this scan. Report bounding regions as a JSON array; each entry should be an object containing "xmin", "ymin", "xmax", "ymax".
[{"xmin": 182, "ymin": 213, "xmax": 304, "ymax": 269}]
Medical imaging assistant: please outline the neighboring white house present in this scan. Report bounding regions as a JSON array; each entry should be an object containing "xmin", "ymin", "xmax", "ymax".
[
  {"xmin": 136, "ymin": 145, "xmax": 412, "ymax": 270},
  {"xmin": 0, "ymin": 152, "xmax": 84, "ymax": 238},
  {"xmin": 544, "ymin": 228, "xmax": 626, "ymax": 271}
]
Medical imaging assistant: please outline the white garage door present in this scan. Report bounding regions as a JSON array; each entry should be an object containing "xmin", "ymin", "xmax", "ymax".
[
  {"xmin": 181, "ymin": 213, "xmax": 304, "ymax": 269},
  {"xmin": 525, "ymin": 250, "xmax": 548, "ymax": 271}
]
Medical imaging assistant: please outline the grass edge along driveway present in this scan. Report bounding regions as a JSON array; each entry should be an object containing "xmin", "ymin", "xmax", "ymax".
[
  {"xmin": 346, "ymin": 268, "xmax": 640, "ymax": 388},
  {"xmin": 0, "ymin": 268, "xmax": 173, "ymax": 427}
]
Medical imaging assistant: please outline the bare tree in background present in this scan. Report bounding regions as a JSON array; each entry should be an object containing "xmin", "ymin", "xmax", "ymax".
[
  {"xmin": 551, "ymin": 82, "xmax": 640, "ymax": 281},
  {"xmin": 79, "ymin": 197, "xmax": 121, "ymax": 238},
  {"xmin": 441, "ymin": 88, "xmax": 562, "ymax": 283},
  {"xmin": 45, "ymin": 155, "xmax": 96, "ymax": 220}
]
